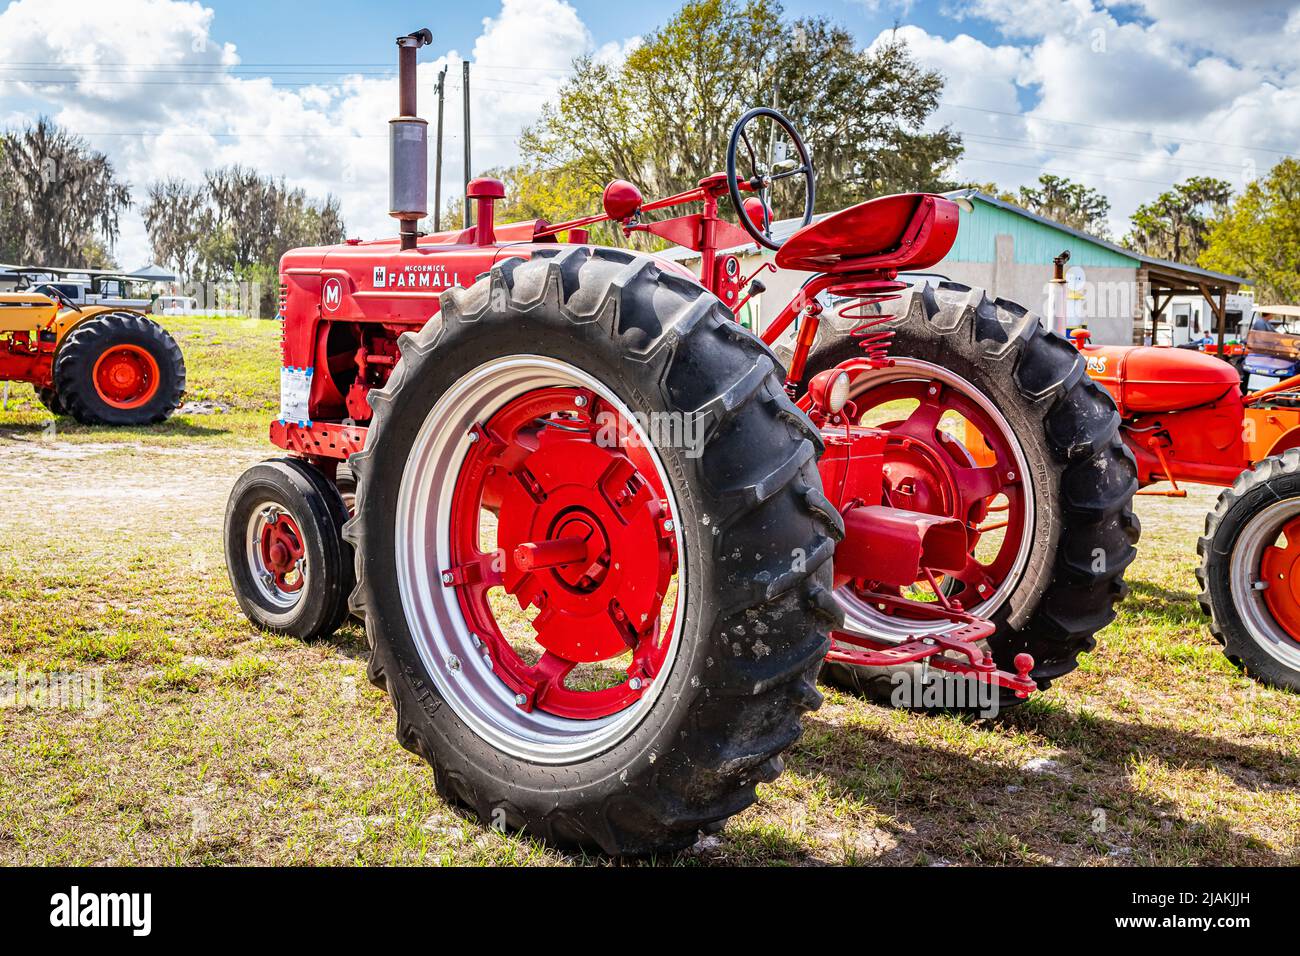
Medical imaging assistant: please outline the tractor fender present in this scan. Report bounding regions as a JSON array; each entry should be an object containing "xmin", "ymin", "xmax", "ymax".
[
  {"xmin": 51, "ymin": 306, "xmax": 152, "ymax": 350},
  {"xmin": 1264, "ymin": 425, "xmax": 1300, "ymax": 459}
]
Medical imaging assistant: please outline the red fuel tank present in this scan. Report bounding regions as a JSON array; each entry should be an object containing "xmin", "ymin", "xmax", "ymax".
[{"xmin": 1081, "ymin": 344, "xmax": 1240, "ymax": 416}]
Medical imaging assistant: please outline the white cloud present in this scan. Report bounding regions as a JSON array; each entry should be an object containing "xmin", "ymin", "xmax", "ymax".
[
  {"xmin": 884, "ymin": 0, "xmax": 1300, "ymax": 238},
  {"xmin": 0, "ymin": 0, "xmax": 620, "ymax": 268}
]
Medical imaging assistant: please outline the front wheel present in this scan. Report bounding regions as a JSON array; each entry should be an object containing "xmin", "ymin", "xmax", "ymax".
[
  {"xmin": 347, "ymin": 247, "xmax": 840, "ymax": 855},
  {"xmin": 1200, "ymin": 450, "xmax": 1300, "ymax": 693},
  {"xmin": 224, "ymin": 458, "xmax": 354, "ymax": 641}
]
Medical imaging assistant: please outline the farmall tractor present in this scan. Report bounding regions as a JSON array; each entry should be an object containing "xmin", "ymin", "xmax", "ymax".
[
  {"xmin": 1074, "ymin": 330, "xmax": 1300, "ymax": 692},
  {"xmin": 0, "ymin": 278, "xmax": 186, "ymax": 425},
  {"xmin": 223, "ymin": 29, "xmax": 1138, "ymax": 855}
]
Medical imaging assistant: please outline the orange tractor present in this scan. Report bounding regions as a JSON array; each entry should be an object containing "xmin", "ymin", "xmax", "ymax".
[
  {"xmin": 222, "ymin": 28, "xmax": 1138, "ymax": 855},
  {"xmin": 1074, "ymin": 329, "xmax": 1300, "ymax": 692},
  {"xmin": 0, "ymin": 272, "xmax": 185, "ymax": 425}
]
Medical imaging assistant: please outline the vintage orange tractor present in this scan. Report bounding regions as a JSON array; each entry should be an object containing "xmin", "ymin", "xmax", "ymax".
[
  {"xmin": 0, "ymin": 272, "xmax": 185, "ymax": 425},
  {"xmin": 1073, "ymin": 329, "xmax": 1300, "ymax": 693},
  {"xmin": 223, "ymin": 28, "xmax": 1138, "ymax": 854}
]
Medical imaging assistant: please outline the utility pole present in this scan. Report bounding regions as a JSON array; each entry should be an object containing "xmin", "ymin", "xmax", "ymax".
[
  {"xmin": 434, "ymin": 66, "xmax": 447, "ymax": 232},
  {"xmin": 463, "ymin": 60, "xmax": 473, "ymax": 229},
  {"xmin": 766, "ymin": 70, "xmax": 781, "ymax": 170}
]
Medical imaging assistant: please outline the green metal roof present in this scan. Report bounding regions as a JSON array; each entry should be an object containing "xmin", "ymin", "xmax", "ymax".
[
  {"xmin": 943, "ymin": 190, "xmax": 1138, "ymax": 269},
  {"xmin": 942, "ymin": 190, "xmax": 1249, "ymax": 286}
]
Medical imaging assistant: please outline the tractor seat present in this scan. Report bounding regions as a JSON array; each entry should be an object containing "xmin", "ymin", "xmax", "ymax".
[{"xmin": 775, "ymin": 193, "xmax": 960, "ymax": 275}]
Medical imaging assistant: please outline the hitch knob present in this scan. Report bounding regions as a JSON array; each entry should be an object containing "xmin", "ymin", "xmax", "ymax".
[{"xmin": 1014, "ymin": 653, "xmax": 1035, "ymax": 680}]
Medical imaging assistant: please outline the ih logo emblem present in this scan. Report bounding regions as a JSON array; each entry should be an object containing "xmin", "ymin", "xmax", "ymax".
[
  {"xmin": 374, "ymin": 266, "xmax": 387, "ymax": 288},
  {"xmin": 322, "ymin": 277, "xmax": 344, "ymax": 312}
]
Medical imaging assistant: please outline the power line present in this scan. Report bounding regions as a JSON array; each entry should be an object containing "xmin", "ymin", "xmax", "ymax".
[
  {"xmin": 961, "ymin": 132, "xmax": 1253, "ymax": 177},
  {"xmin": 941, "ymin": 100, "xmax": 1297, "ymax": 159}
]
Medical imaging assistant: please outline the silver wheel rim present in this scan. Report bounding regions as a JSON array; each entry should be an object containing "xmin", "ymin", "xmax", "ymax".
[
  {"xmin": 245, "ymin": 502, "xmax": 305, "ymax": 609},
  {"xmin": 394, "ymin": 355, "xmax": 686, "ymax": 764},
  {"xmin": 1227, "ymin": 497, "xmax": 1300, "ymax": 671},
  {"xmin": 834, "ymin": 358, "xmax": 1036, "ymax": 642}
]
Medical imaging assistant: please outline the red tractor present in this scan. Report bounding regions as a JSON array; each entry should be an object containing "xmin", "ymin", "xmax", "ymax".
[
  {"xmin": 1074, "ymin": 329, "xmax": 1300, "ymax": 693},
  {"xmin": 223, "ymin": 29, "xmax": 1137, "ymax": 855}
]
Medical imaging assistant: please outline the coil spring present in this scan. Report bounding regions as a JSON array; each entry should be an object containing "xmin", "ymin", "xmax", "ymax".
[{"xmin": 841, "ymin": 280, "xmax": 906, "ymax": 367}]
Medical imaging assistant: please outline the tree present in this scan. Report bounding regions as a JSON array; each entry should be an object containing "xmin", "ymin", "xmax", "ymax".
[
  {"xmin": 1127, "ymin": 176, "xmax": 1233, "ymax": 265},
  {"xmin": 140, "ymin": 166, "xmax": 343, "ymax": 315},
  {"xmin": 519, "ymin": 0, "xmax": 961, "ymax": 233},
  {"xmin": 0, "ymin": 117, "xmax": 131, "ymax": 266},
  {"xmin": 958, "ymin": 181, "xmax": 1017, "ymax": 203},
  {"xmin": 142, "ymin": 178, "xmax": 208, "ymax": 278},
  {"xmin": 1201, "ymin": 159, "xmax": 1300, "ymax": 304},
  {"xmin": 1015, "ymin": 174, "xmax": 1111, "ymax": 237}
]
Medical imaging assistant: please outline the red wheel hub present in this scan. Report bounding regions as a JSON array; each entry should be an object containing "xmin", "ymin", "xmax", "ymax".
[
  {"xmin": 260, "ymin": 511, "xmax": 306, "ymax": 594},
  {"xmin": 446, "ymin": 387, "xmax": 678, "ymax": 721},
  {"xmin": 1261, "ymin": 517, "xmax": 1300, "ymax": 643},
  {"xmin": 92, "ymin": 344, "xmax": 160, "ymax": 409},
  {"xmin": 851, "ymin": 375, "xmax": 1029, "ymax": 610}
]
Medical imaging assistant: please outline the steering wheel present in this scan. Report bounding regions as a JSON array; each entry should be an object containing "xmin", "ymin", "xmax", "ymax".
[
  {"xmin": 43, "ymin": 285, "xmax": 82, "ymax": 312},
  {"xmin": 726, "ymin": 107, "xmax": 815, "ymax": 252}
]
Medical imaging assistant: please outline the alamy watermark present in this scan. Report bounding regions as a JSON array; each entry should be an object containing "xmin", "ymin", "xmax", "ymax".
[
  {"xmin": 890, "ymin": 669, "xmax": 1002, "ymax": 718},
  {"xmin": 1, "ymin": 666, "xmax": 105, "ymax": 714},
  {"xmin": 592, "ymin": 408, "xmax": 706, "ymax": 459}
]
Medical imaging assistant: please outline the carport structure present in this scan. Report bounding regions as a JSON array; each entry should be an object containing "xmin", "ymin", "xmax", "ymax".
[{"xmin": 1139, "ymin": 257, "xmax": 1247, "ymax": 352}]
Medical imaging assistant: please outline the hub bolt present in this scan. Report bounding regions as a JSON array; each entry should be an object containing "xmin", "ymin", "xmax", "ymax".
[
  {"xmin": 628, "ymin": 678, "xmax": 643, "ymax": 691},
  {"xmin": 514, "ymin": 693, "xmax": 528, "ymax": 708},
  {"xmin": 663, "ymin": 519, "xmax": 675, "ymax": 532},
  {"xmin": 574, "ymin": 395, "xmax": 588, "ymax": 408},
  {"xmin": 442, "ymin": 571, "xmax": 454, "ymax": 585},
  {"xmin": 483, "ymin": 654, "xmax": 493, "ymax": 670},
  {"xmin": 447, "ymin": 655, "xmax": 461, "ymax": 671},
  {"xmin": 468, "ymin": 432, "xmax": 480, "ymax": 443}
]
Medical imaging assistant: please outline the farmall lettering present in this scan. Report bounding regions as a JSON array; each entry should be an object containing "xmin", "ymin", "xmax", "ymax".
[{"xmin": 372, "ymin": 264, "xmax": 462, "ymax": 291}]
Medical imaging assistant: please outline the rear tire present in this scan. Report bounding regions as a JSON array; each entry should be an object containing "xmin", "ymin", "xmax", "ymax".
[
  {"xmin": 224, "ymin": 458, "xmax": 354, "ymax": 641},
  {"xmin": 1199, "ymin": 450, "xmax": 1300, "ymax": 693},
  {"xmin": 54, "ymin": 312, "xmax": 185, "ymax": 425},
  {"xmin": 780, "ymin": 281, "xmax": 1139, "ymax": 704},
  {"xmin": 347, "ymin": 247, "xmax": 840, "ymax": 855}
]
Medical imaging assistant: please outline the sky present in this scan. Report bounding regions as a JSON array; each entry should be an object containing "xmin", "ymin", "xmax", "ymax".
[{"xmin": 0, "ymin": 0, "xmax": 1297, "ymax": 269}]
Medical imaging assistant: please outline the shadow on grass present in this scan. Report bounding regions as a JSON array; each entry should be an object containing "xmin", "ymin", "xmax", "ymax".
[
  {"xmin": 789, "ymin": 703, "xmax": 1299, "ymax": 866},
  {"xmin": 32, "ymin": 418, "xmax": 237, "ymax": 440}
]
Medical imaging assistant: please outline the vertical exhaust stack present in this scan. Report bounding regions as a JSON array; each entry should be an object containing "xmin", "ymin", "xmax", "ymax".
[{"xmin": 391, "ymin": 29, "xmax": 433, "ymax": 251}]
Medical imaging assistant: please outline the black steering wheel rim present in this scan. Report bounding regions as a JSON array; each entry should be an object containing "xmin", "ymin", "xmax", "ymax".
[
  {"xmin": 726, "ymin": 106, "xmax": 815, "ymax": 252},
  {"xmin": 44, "ymin": 285, "xmax": 82, "ymax": 312}
]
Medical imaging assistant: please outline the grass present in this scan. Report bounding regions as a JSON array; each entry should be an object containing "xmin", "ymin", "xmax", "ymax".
[{"xmin": 0, "ymin": 315, "xmax": 1298, "ymax": 865}]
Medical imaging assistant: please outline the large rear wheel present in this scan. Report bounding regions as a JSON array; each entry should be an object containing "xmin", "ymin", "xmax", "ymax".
[
  {"xmin": 54, "ymin": 311, "xmax": 185, "ymax": 426},
  {"xmin": 348, "ymin": 248, "xmax": 840, "ymax": 855},
  {"xmin": 782, "ymin": 282, "xmax": 1139, "ymax": 703}
]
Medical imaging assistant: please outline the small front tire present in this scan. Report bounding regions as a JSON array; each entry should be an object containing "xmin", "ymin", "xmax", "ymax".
[
  {"xmin": 1200, "ymin": 450, "xmax": 1300, "ymax": 693},
  {"xmin": 224, "ymin": 458, "xmax": 354, "ymax": 641}
]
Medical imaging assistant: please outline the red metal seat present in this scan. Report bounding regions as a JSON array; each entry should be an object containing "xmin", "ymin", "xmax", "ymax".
[{"xmin": 775, "ymin": 193, "xmax": 960, "ymax": 275}]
